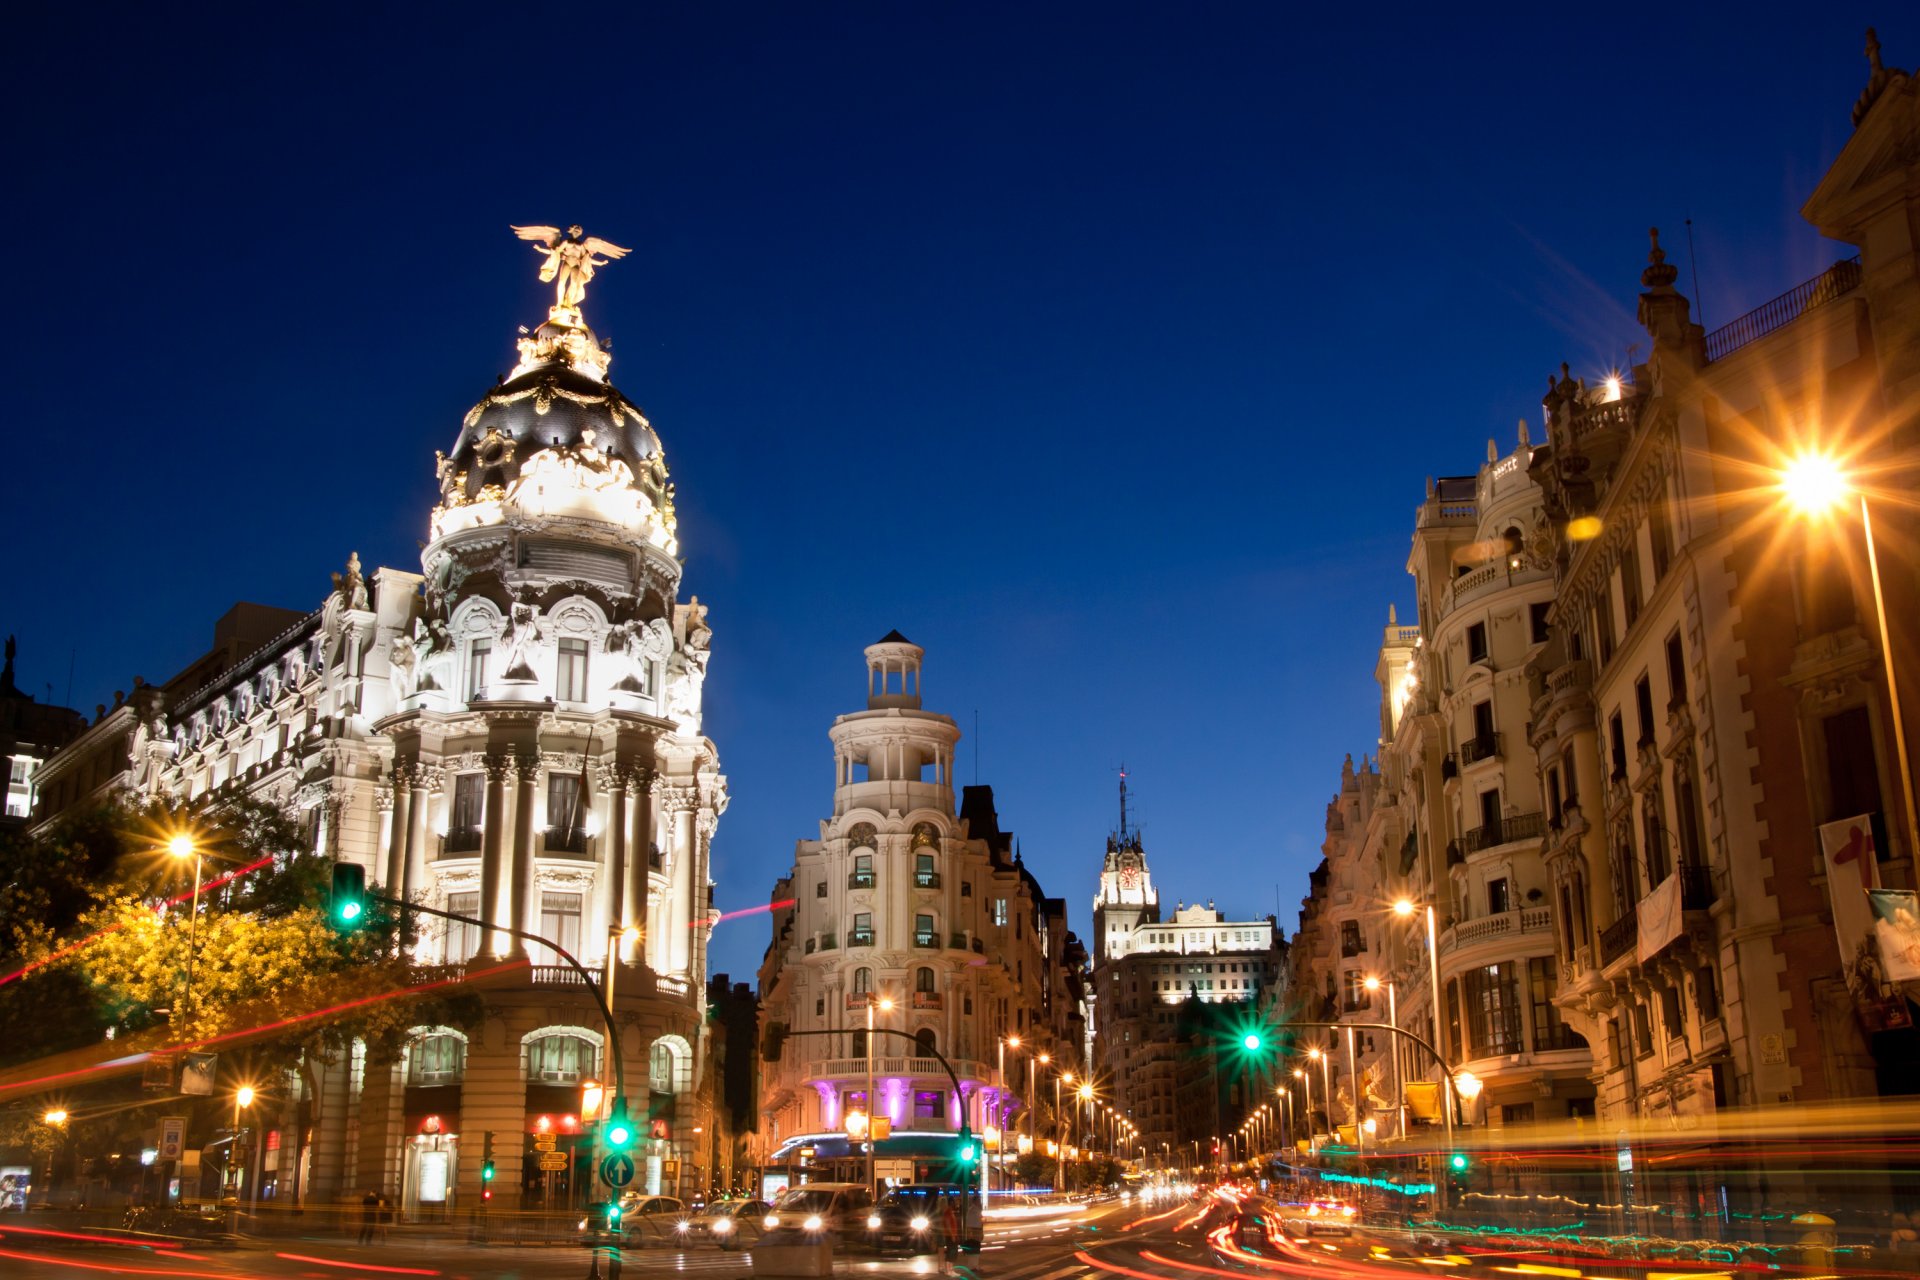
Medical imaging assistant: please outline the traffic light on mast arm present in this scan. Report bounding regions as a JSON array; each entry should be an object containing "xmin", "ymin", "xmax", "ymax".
[{"xmin": 330, "ymin": 862, "xmax": 368, "ymax": 929}]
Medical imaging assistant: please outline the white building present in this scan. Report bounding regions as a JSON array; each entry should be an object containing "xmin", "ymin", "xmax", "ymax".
[
  {"xmin": 1089, "ymin": 799, "xmax": 1285, "ymax": 1158},
  {"xmin": 756, "ymin": 635, "xmax": 1065, "ymax": 1185},
  {"xmin": 33, "ymin": 242, "xmax": 727, "ymax": 1213}
]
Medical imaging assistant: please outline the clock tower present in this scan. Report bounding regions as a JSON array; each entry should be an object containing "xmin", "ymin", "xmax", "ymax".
[{"xmin": 1092, "ymin": 769, "xmax": 1159, "ymax": 962}]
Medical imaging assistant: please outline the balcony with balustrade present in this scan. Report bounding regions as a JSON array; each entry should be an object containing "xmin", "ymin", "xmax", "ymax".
[{"xmin": 1460, "ymin": 811, "xmax": 1546, "ymax": 855}]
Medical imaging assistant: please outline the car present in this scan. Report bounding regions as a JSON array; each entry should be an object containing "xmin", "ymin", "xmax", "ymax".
[
  {"xmin": 760, "ymin": 1182, "xmax": 874, "ymax": 1240},
  {"xmin": 578, "ymin": 1193, "xmax": 688, "ymax": 1237},
  {"xmin": 688, "ymin": 1198, "xmax": 769, "ymax": 1248},
  {"xmin": 1281, "ymin": 1199, "xmax": 1356, "ymax": 1237},
  {"xmin": 868, "ymin": 1183, "xmax": 983, "ymax": 1254}
]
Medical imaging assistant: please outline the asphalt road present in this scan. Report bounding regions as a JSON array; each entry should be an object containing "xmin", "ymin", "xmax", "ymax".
[{"xmin": 0, "ymin": 1191, "xmax": 1542, "ymax": 1280}]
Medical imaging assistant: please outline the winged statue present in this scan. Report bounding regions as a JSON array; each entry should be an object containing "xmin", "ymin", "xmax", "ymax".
[{"xmin": 511, "ymin": 224, "xmax": 631, "ymax": 313}]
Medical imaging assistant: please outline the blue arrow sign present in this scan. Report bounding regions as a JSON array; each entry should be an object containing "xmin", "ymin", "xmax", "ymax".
[{"xmin": 600, "ymin": 1152, "xmax": 636, "ymax": 1188}]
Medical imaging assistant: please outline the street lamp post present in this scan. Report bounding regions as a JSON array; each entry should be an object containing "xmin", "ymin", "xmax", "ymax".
[
  {"xmin": 1054, "ymin": 1072, "xmax": 1071, "ymax": 1193},
  {"xmin": 229, "ymin": 1085, "xmax": 255, "ymax": 1234},
  {"xmin": 42, "ymin": 1110, "xmax": 68, "ymax": 1207},
  {"xmin": 1782, "ymin": 454, "xmax": 1920, "ymax": 864},
  {"xmin": 1365, "ymin": 976, "xmax": 1403, "ymax": 1139},
  {"xmin": 865, "ymin": 994, "xmax": 894, "ymax": 1193},
  {"xmin": 169, "ymin": 833, "xmax": 204, "ymax": 1028},
  {"xmin": 1394, "ymin": 898, "xmax": 1456, "ymax": 1151}
]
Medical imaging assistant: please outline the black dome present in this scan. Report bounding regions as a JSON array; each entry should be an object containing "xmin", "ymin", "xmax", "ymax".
[{"xmin": 449, "ymin": 364, "xmax": 662, "ymax": 486}]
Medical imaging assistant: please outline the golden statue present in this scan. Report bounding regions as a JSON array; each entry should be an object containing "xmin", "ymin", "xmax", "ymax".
[{"xmin": 511, "ymin": 224, "xmax": 631, "ymax": 315}]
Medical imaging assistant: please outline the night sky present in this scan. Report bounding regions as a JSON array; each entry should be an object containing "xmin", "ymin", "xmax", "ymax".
[{"xmin": 4, "ymin": 5, "xmax": 1902, "ymax": 983}]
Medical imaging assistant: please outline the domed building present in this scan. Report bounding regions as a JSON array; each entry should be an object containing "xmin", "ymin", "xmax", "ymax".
[
  {"xmin": 754, "ymin": 636, "xmax": 1086, "ymax": 1192},
  {"xmin": 33, "ymin": 233, "xmax": 729, "ymax": 1214}
]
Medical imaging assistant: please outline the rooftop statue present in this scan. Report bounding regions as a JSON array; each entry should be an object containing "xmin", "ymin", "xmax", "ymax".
[{"xmin": 511, "ymin": 224, "xmax": 630, "ymax": 315}]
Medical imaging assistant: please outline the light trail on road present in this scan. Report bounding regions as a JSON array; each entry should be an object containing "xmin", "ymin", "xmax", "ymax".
[
  {"xmin": 0, "ymin": 1247, "xmax": 272, "ymax": 1277},
  {"xmin": 274, "ymin": 1253, "xmax": 443, "ymax": 1275}
]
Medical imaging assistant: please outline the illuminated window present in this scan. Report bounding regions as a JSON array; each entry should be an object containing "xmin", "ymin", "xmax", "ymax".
[
  {"xmin": 547, "ymin": 773, "xmax": 584, "ymax": 851},
  {"xmin": 445, "ymin": 892, "xmax": 481, "ymax": 962},
  {"xmin": 528, "ymin": 1033, "xmax": 596, "ymax": 1083},
  {"xmin": 535, "ymin": 893, "xmax": 582, "ymax": 966},
  {"xmin": 466, "ymin": 639, "xmax": 490, "ymax": 702},
  {"xmin": 556, "ymin": 637, "xmax": 589, "ymax": 702},
  {"xmin": 448, "ymin": 774, "xmax": 484, "ymax": 853},
  {"xmin": 409, "ymin": 1033, "xmax": 465, "ymax": 1085}
]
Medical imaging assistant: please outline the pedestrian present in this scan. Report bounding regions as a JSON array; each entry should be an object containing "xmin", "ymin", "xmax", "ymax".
[
  {"xmin": 377, "ymin": 1192, "xmax": 392, "ymax": 1242},
  {"xmin": 941, "ymin": 1194, "xmax": 961, "ymax": 1274},
  {"xmin": 358, "ymin": 1190, "xmax": 378, "ymax": 1245}
]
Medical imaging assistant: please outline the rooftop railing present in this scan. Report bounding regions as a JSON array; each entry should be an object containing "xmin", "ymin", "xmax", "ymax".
[{"xmin": 1704, "ymin": 257, "xmax": 1862, "ymax": 362}]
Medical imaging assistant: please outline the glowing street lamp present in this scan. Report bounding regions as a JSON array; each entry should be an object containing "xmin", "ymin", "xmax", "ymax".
[
  {"xmin": 1393, "ymin": 896, "xmax": 1455, "ymax": 1149},
  {"xmin": 1780, "ymin": 452, "xmax": 1920, "ymax": 865},
  {"xmin": 169, "ymin": 831, "xmax": 205, "ymax": 1026}
]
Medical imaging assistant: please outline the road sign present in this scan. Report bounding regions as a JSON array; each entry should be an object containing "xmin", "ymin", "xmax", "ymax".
[
  {"xmin": 600, "ymin": 1152, "xmax": 635, "ymax": 1187},
  {"xmin": 533, "ymin": 1134, "xmax": 557, "ymax": 1151},
  {"xmin": 538, "ymin": 1152, "xmax": 569, "ymax": 1172},
  {"xmin": 159, "ymin": 1117, "xmax": 186, "ymax": 1161}
]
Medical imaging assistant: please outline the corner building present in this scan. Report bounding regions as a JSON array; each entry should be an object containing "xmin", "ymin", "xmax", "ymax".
[
  {"xmin": 757, "ymin": 636, "xmax": 1072, "ymax": 1184},
  {"xmin": 35, "ymin": 258, "xmax": 727, "ymax": 1212}
]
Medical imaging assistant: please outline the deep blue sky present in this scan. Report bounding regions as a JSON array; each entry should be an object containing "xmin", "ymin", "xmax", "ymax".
[{"xmin": 3, "ymin": 6, "xmax": 1902, "ymax": 983}]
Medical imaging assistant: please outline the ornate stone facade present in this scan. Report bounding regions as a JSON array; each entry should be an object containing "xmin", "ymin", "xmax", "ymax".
[
  {"xmin": 33, "ymin": 240, "xmax": 728, "ymax": 1214},
  {"xmin": 755, "ymin": 636, "xmax": 1077, "ymax": 1187}
]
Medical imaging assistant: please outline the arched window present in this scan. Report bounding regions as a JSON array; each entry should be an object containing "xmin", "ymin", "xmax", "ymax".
[
  {"xmin": 408, "ymin": 1033, "xmax": 466, "ymax": 1085},
  {"xmin": 915, "ymin": 1027, "xmax": 937, "ymax": 1057},
  {"xmin": 853, "ymin": 967, "xmax": 873, "ymax": 994},
  {"xmin": 650, "ymin": 1039, "xmax": 683, "ymax": 1095},
  {"xmin": 527, "ymin": 1033, "xmax": 598, "ymax": 1084},
  {"xmin": 915, "ymin": 967, "xmax": 935, "ymax": 994}
]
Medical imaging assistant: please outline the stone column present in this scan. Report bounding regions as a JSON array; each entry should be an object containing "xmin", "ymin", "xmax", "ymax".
[
  {"xmin": 511, "ymin": 753, "xmax": 539, "ymax": 960},
  {"xmin": 668, "ymin": 798, "xmax": 695, "ymax": 978},
  {"xmin": 354, "ymin": 1052, "xmax": 406, "ymax": 1197},
  {"xmin": 629, "ymin": 770, "xmax": 655, "ymax": 956},
  {"xmin": 480, "ymin": 755, "xmax": 511, "ymax": 952},
  {"xmin": 306, "ymin": 1050, "xmax": 354, "ymax": 1206},
  {"xmin": 601, "ymin": 765, "xmax": 628, "ymax": 951},
  {"xmin": 385, "ymin": 766, "xmax": 412, "ymax": 892},
  {"xmin": 403, "ymin": 768, "xmax": 436, "ymax": 907}
]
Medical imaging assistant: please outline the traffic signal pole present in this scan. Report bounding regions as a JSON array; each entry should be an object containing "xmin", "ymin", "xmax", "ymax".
[{"xmin": 361, "ymin": 891, "xmax": 629, "ymax": 1107}]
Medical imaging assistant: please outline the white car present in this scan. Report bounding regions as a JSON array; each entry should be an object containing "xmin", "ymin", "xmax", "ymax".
[{"xmin": 1282, "ymin": 1199, "xmax": 1356, "ymax": 1236}]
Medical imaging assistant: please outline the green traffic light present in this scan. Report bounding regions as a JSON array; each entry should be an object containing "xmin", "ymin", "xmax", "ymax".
[
  {"xmin": 339, "ymin": 900, "xmax": 363, "ymax": 922},
  {"xmin": 1242, "ymin": 1033, "xmax": 1262, "ymax": 1051},
  {"xmin": 1448, "ymin": 1153, "xmax": 1469, "ymax": 1171},
  {"xmin": 481, "ymin": 1159, "xmax": 496, "ymax": 1182},
  {"xmin": 605, "ymin": 1095, "xmax": 635, "ymax": 1150}
]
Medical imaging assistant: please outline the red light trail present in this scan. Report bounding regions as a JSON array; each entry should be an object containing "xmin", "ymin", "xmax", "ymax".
[
  {"xmin": 0, "ymin": 853, "xmax": 275, "ymax": 990},
  {"xmin": 0, "ymin": 1223, "xmax": 180, "ymax": 1248},
  {"xmin": 701, "ymin": 898, "xmax": 797, "ymax": 927},
  {"xmin": 0, "ymin": 959, "xmax": 529, "ymax": 1099},
  {"xmin": 275, "ymin": 1252, "xmax": 443, "ymax": 1274},
  {"xmin": 0, "ymin": 1248, "xmax": 267, "ymax": 1277}
]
